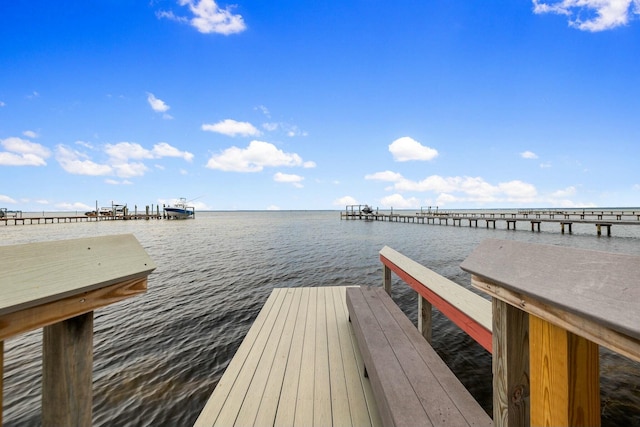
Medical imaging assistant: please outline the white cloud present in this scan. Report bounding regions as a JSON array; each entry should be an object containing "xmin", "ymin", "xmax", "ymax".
[
  {"xmin": 23, "ymin": 130, "xmax": 38, "ymax": 138},
  {"xmin": 152, "ymin": 142, "xmax": 194, "ymax": 162},
  {"xmin": 55, "ymin": 145, "xmax": 113, "ymax": 175},
  {"xmin": 0, "ymin": 137, "xmax": 51, "ymax": 166},
  {"xmin": 550, "ymin": 186, "xmax": 577, "ymax": 198},
  {"xmin": 56, "ymin": 202, "xmax": 93, "ymax": 211},
  {"xmin": 175, "ymin": 0, "xmax": 246, "ymax": 35},
  {"xmin": 380, "ymin": 194, "xmax": 421, "ymax": 209},
  {"xmin": 0, "ymin": 101, "xmax": 5, "ymax": 107},
  {"xmin": 266, "ymin": 205, "xmax": 280, "ymax": 210},
  {"xmin": 274, "ymin": 172, "xmax": 304, "ymax": 188},
  {"xmin": 256, "ymin": 105, "xmax": 271, "ymax": 118},
  {"xmin": 105, "ymin": 142, "xmax": 154, "ymax": 161},
  {"xmin": 365, "ymin": 170, "xmax": 405, "ymax": 182},
  {"xmin": 202, "ymin": 119, "xmax": 262, "ymax": 137},
  {"xmin": 389, "ymin": 136, "xmax": 438, "ymax": 162},
  {"xmin": 333, "ymin": 196, "xmax": 359, "ymax": 206},
  {"xmin": 206, "ymin": 140, "xmax": 311, "ymax": 172},
  {"xmin": 0, "ymin": 194, "xmax": 17, "ymax": 204},
  {"xmin": 533, "ymin": 0, "xmax": 640, "ymax": 31},
  {"xmin": 112, "ymin": 162, "xmax": 148, "ymax": 178},
  {"xmin": 521, "ymin": 150, "xmax": 538, "ymax": 159},
  {"xmin": 105, "ymin": 179, "xmax": 133, "ymax": 185},
  {"xmin": 368, "ymin": 171, "xmax": 541, "ymax": 205},
  {"xmin": 56, "ymin": 141, "xmax": 192, "ymax": 179},
  {"xmin": 147, "ymin": 92, "xmax": 171, "ymax": 115}
]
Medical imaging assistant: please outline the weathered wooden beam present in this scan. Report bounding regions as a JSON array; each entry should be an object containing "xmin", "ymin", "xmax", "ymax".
[
  {"xmin": 417, "ymin": 296, "xmax": 432, "ymax": 344},
  {"xmin": 492, "ymin": 299, "xmax": 529, "ymax": 427},
  {"xmin": 383, "ymin": 264, "xmax": 391, "ymax": 295},
  {"xmin": 1, "ymin": 234, "xmax": 155, "ymax": 318},
  {"xmin": 42, "ymin": 312, "xmax": 94, "ymax": 427},
  {"xmin": 529, "ymin": 315, "xmax": 600, "ymax": 427},
  {"xmin": 0, "ymin": 277, "xmax": 147, "ymax": 341}
]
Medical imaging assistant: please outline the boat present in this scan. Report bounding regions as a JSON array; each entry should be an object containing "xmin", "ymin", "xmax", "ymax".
[
  {"xmin": 361, "ymin": 205, "xmax": 374, "ymax": 215},
  {"xmin": 164, "ymin": 198, "xmax": 195, "ymax": 219}
]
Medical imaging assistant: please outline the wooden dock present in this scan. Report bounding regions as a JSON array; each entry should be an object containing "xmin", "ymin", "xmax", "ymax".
[
  {"xmin": 341, "ymin": 207, "xmax": 640, "ymax": 236},
  {"xmin": 195, "ymin": 286, "xmax": 381, "ymax": 427},
  {"xmin": 196, "ymin": 242, "xmax": 640, "ymax": 427}
]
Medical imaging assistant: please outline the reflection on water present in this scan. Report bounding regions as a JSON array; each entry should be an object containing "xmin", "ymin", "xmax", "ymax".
[{"xmin": 2, "ymin": 211, "xmax": 639, "ymax": 426}]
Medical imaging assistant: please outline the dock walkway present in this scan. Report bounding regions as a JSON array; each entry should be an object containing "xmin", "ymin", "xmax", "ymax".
[
  {"xmin": 341, "ymin": 208, "xmax": 640, "ymax": 236},
  {"xmin": 194, "ymin": 286, "xmax": 381, "ymax": 427}
]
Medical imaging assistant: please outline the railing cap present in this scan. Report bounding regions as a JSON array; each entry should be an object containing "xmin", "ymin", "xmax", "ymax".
[
  {"xmin": 0, "ymin": 234, "xmax": 156, "ymax": 316},
  {"xmin": 461, "ymin": 238, "xmax": 640, "ymax": 340}
]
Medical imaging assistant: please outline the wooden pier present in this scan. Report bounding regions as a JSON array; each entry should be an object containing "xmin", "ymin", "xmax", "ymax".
[
  {"xmin": 0, "ymin": 204, "xmax": 197, "ymax": 226},
  {"xmin": 341, "ymin": 207, "xmax": 640, "ymax": 236},
  {"xmin": 3, "ymin": 235, "xmax": 638, "ymax": 426},
  {"xmin": 196, "ymin": 241, "xmax": 639, "ymax": 426}
]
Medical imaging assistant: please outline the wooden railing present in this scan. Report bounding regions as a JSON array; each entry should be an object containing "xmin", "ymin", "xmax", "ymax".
[
  {"xmin": 379, "ymin": 246, "xmax": 492, "ymax": 352},
  {"xmin": 380, "ymin": 241, "xmax": 640, "ymax": 427},
  {"xmin": 0, "ymin": 234, "xmax": 156, "ymax": 427},
  {"xmin": 461, "ymin": 238, "xmax": 640, "ymax": 427}
]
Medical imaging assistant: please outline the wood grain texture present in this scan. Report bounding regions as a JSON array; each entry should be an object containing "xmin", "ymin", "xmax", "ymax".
[
  {"xmin": 492, "ymin": 299, "xmax": 529, "ymax": 427},
  {"xmin": 1, "ymin": 340, "xmax": 3, "ymax": 426},
  {"xmin": 347, "ymin": 286, "xmax": 493, "ymax": 427},
  {"xmin": 1, "ymin": 277, "xmax": 147, "ymax": 340},
  {"xmin": 529, "ymin": 315, "xmax": 600, "ymax": 427},
  {"xmin": 461, "ymin": 238, "xmax": 640, "ymax": 341},
  {"xmin": 471, "ymin": 275, "xmax": 640, "ymax": 363},
  {"xmin": 0, "ymin": 234, "xmax": 156, "ymax": 316},
  {"xmin": 195, "ymin": 287, "xmax": 380, "ymax": 427},
  {"xmin": 42, "ymin": 312, "xmax": 93, "ymax": 427}
]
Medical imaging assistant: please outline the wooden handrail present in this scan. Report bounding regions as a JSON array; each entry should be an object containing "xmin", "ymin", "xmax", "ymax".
[
  {"xmin": 379, "ymin": 246, "xmax": 492, "ymax": 352},
  {"xmin": 0, "ymin": 234, "xmax": 156, "ymax": 427},
  {"xmin": 461, "ymin": 238, "xmax": 640, "ymax": 427}
]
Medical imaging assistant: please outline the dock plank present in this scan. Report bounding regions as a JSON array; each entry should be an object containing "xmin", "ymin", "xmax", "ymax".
[
  {"xmin": 194, "ymin": 287, "xmax": 381, "ymax": 427},
  {"xmin": 194, "ymin": 288, "xmax": 285, "ymax": 426},
  {"xmin": 294, "ymin": 287, "xmax": 318, "ymax": 426},
  {"xmin": 272, "ymin": 288, "xmax": 310, "ymax": 426},
  {"xmin": 314, "ymin": 288, "xmax": 332, "ymax": 426},
  {"xmin": 253, "ymin": 288, "xmax": 303, "ymax": 425},
  {"xmin": 331, "ymin": 286, "xmax": 382, "ymax": 427},
  {"xmin": 233, "ymin": 289, "xmax": 296, "ymax": 425}
]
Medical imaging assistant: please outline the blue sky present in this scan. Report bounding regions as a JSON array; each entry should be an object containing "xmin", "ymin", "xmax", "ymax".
[{"xmin": 1, "ymin": 1, "xmax": 639, "ymax": 212}]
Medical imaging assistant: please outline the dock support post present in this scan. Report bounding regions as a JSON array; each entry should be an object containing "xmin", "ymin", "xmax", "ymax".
[
  {"xmin": 418, "ymin": 296, "xmax": 432, "ymax": 344},
  {"xmin": 42, "ymin": 312, "xmax": 94, "ymax": 427},
  {"xmin": 383, "ymin": 264, "xmax": 391, "ymax": 295},
  {"xmin": 492, "ymin": 299, "xmax": 530, "ymax": 427},
  {"xmin": 1, "ymin": 340, "xmax": 3, "ymax": 426},
  {"xmin": 529, "ymin": 315, "xmax": 600, "ymax": 427}
]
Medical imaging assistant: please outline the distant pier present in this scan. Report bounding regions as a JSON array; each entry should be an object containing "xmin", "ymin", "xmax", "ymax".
[
  {"xmin": 1, "ymin": 202, "xmax": 194, "ymax": 226},
  {"xmin": 341, "ymin": 205, "xmax": 640, "ymax": 236}
]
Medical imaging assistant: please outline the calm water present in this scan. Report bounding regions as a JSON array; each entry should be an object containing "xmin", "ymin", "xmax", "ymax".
[{"xmin": 2, "ymin": 210, "xmax": 640, "ymax": 426}]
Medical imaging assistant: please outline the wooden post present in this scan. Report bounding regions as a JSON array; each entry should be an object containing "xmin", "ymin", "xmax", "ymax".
[
  {"xmin": 529, "ymin": 315, "xmax": 600, "ymax": 427},
  {"xmin": 43, "ymin": 312, "xmax": 94, "ymax": 427},
  {"xmin": 492, "ymin": 299, "xmax": 529, "ymax": 427},
  {"xmin": 383, "ymin": 264, "xmax": 391, "ymax": 295},
  {"xmin": 417, "ymin": 296, "xmax": 432, "ymax": 343},
  {"xmin": 1, "ymin": 340, "xmax": 3, "ymax": 426}
]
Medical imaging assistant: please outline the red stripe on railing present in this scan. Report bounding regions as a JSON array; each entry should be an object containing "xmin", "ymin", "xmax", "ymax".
[{"xmin": 380, "ymin": 253, "xmax": 493, "ymax": 353}]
